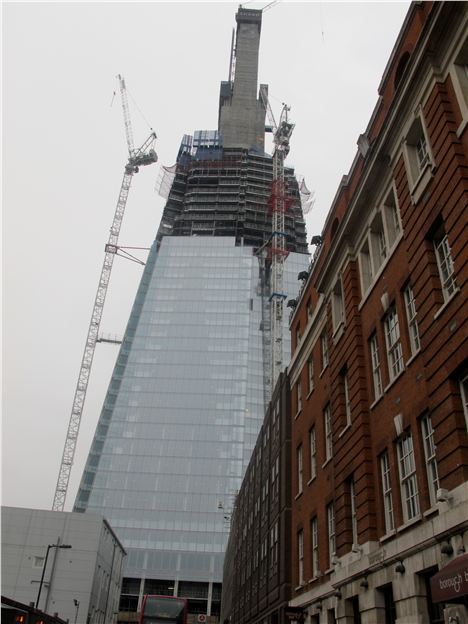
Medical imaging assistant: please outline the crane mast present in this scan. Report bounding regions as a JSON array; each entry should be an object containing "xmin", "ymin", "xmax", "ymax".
[
  {"xmin": 269, "ymin": 104, "xmax": 294, "ymax": 390},
  {"xmin": 52, "ymin": 78, "xmax": 157, "ymax": 512}
]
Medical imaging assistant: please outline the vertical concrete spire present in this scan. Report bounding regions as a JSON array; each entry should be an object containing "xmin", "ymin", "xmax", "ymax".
[{"xmin": 218, "ymin": 7, "xmax": 267, "ymax": 152}]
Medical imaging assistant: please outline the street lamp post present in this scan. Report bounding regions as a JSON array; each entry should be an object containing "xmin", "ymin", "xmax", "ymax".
[
  {"xmin": 35, "ymin": 544, "xmax": 72, "ymax": 609},
  {"xmin": 73, "ymin": 599, "xmax": 80, "ymax": 624}
]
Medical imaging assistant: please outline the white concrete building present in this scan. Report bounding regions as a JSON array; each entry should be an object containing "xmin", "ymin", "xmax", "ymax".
[{"xmin": 1, "ymin": 507, "xmax": 125, "ymax": 624}]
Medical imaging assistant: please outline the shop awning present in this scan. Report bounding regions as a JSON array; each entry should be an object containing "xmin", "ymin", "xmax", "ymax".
[{"xmin": 430, "ymin": 553, "xmax": 468, "ymax": 603}]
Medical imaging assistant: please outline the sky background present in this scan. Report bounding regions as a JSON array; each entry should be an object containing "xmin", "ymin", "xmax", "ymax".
[{"xmin": 3, "ymin": 0, "xmax": 410, "ymax": 511}]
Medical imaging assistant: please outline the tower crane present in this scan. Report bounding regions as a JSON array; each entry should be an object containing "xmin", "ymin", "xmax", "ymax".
[
  {"xmin": 52, "ymin": 75, "xmax": 158, "ymax": 512},
  {"xmin": 260, "ymin": 87, "xmax": 294, "ymax": 390}
]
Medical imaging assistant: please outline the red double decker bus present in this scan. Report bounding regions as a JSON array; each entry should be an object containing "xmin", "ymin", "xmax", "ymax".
[{"xmin": 139, "ymin": 595, "xmax": 188, "ymax": 624}]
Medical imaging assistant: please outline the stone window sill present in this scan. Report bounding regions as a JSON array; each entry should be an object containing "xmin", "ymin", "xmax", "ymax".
[
  {"xmin": 370, "ymin": 394, "xmax": 384, "ymax": 411},
  {"xmin": 396, "ymin": 514, "xmax": 422, "ymax": 533},
  {"xmin": 405, "ymin": 349, "xmax": 421, "ymax": 368},
  {"xmin": 379, "ymin": 529, "xmax": 396, "ymax": 544},
  {"xmin": 338, "ymin": 423, "xmax": 351, "ymax": 439},
  {"xmin": 383, "ymin": 368, "xmax": 405, "ymax": 393},
  {"xmin": 433, "ymin": 287, "xmax": 460, "ymax": 321},
  {"xmin": 410, "ymin": 161, "xmax": 435, "ymax": 205},
  {"xmin": 423, "ymin": 505, "xmax": 439, "ymax": 518}
]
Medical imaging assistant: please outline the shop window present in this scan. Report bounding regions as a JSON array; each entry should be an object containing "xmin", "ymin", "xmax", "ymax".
[
  {"xmin": 377, "ymin": 584, "xmax": 396, "ymax": 624},
  {"xmin": 419, "ymin": 567, "xmax": 444, "ymax": 624}
]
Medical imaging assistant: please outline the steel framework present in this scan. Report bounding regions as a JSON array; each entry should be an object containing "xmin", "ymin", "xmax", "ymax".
[
  {"xmin": 269, "ymin": 105, "xmax": 294, "ymax": 388},
  {"xmin": 52, "ymin": 76, "xmax": 157, "ymax": 511}
]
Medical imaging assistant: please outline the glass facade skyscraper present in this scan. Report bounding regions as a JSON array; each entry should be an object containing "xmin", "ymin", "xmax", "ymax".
[{"xmin": 74, "ymin": 6, "xmax": 309, "ymax": 620}]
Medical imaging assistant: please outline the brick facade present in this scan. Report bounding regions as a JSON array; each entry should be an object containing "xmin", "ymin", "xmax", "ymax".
[
  {"xmin": 221, "ymin": 3, "xmax": 468, "ymax": 624},
  {"xmin": 288, "ymin": 3, "xmax": 468, "ymax": 623}
]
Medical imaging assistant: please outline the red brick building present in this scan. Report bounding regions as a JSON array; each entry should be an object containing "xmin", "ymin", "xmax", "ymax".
[{"xmin": 288, "ymin": 3, "xmax": 468, "ymax": 623}]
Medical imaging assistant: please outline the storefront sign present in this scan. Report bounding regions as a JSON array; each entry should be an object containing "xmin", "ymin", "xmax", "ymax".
[
  {"xmin": 284, "ymin": 607, "xmax": 305, "ymax": 622},
  {"xmin": 430, "ymin": 553, "xmax": 468, "ymax": 603}
]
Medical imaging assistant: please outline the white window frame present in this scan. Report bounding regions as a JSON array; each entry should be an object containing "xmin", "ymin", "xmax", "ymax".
[
  {"xmin": 397, "ymin": 432, "xmax": 420, "ymax": 522},
  {"xmin": 332, "ymin": 277, "xmax": 345, "ymax": 332},
  {"xmin": 370, "ymin": 333, "xmax": 383, "ymax": 400},
  {"xmin": 343, "ymin": 371, "xmax": 351, "ymax": 427},
  {"xmin": 297, "ymin": 445, "xmax": 303, "ymax": 495},
  {"xmin": 380, "ymin": 450, "xmax": 394, "ymax": 533},
  {"xmin": 298, "ymin": 529, "xmax": 304, "ymax": 586},
  {"xmin": 296, "ymin": 324, "xmax": 302, "ymax": 348},
  {"xmin": 385, "ymin": 306, "xmax": 404, "ymax": 381},
  {"xmin": 382, "ymin": 186, "xmax": 401, "ymax": 248},
  {"xmin": 450, "ymin": 46, "xmax": 468, "ymax": 131},
  {"xmin": 403, "ymin": 114, "xmax": 434, "ymax": 200},
  {"xmin": 311, "ymin": 517, "xmax": 319, "ymax": 578},
  {"xmin": 350, "ymin": 479, "xmax": 358, "ymax": 547},
  {"xmin": 309, "ymin": 426, "xmax": 317, "ymax": 480},
  {"xmin": 327, "ymin": 503, "xmax": 336, "ymax": 568},
  {"xmin": 359, "ymin": 240, "xmax": 373, "ymax": 294},
  {"xmin": 358, "ymin": 186, "xmax": 402, "ymax": 299},
  {"xmin": 307, "ymin": 356, "xmax": 314, "ymax": 394},
  {"xmin": 460, "ymin": 373, "xmax": 468, "ymax": 430},
  {"xmin": 270, "ymin": 521, "xmax": 278, "ymax": 571},
  {"xmin": 324, "ymin": 404, "xmax": 333, "ymax": 462},
  {"xmin": 296, "ymin": 380, "xmax": 302, "ymax": 415},
  {"xmin": 434, "ymin": 231, "xmax": 457, "ymax": 301},
  {"xmin": 421, "ymin": 413, "xmax": 439, "ymax": 507},
  {"xmin": 271, "ymin": 455, "xmax": 279, "ymax": 499},
  {"xmin": 321, "ymin": 332, "xmax": 329, "ymax": 370},
  {"xmin": 370, "ymin": 212, "xmax": 387, "ymax": 272},
  {"xmin": 404, "ymin": 284, "xmax": 420, "ymax": 355}
]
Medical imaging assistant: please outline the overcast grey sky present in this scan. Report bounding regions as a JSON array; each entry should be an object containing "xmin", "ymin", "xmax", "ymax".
[{"xmin": 3, "ymin": 1, "xmax": 410, "ymax": 511}]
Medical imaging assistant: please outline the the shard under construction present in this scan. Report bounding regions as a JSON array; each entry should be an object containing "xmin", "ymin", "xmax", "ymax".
[{"xmin": 74, "ymin": 7, "xmax": 309, "ymax": 620}]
